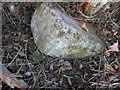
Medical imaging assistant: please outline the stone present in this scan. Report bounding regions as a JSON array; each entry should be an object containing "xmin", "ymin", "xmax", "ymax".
[{"xmin": 31, "ymin": 3, "xmax": 104, "ymax": 59}]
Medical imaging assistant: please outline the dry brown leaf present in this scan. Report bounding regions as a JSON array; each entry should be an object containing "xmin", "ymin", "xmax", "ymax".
[
  {"xmin": 106, "ymin": 42, "xmax": 119, "ymax": 52},
  {"xmin": 81, "ymin": 2, "xmax": 89, "ymax": 13},
  {"xmin": 80, "ymin": 22, "xmax": 89, "ymax": 32}
]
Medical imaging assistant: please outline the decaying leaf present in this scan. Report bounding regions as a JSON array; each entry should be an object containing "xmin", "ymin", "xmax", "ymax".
[
  {"xmin": 77, "ymin": 1, "xmax": 108, "ymax": 16},
  {"xmin": 81, "ymin": 2, "xmax": 90, "ymax": 15},
  {"xmin": 76, "ymin": 2, "xmax": 92, "ymax": 15},
  {"xmin": 59, "ymin": 60, "xmax": 72, "ymax": 71},
  {"xmin": 54, "ymin": 60, "xmax": 72, "ymax": 75}
]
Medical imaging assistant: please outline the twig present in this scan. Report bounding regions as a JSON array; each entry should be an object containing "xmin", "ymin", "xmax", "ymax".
[
  {"xmin": 16, "ymin": 64, "xmax": 23, "ymax": 75},
  {"xmin": 108, "ymin": 7, "xmax": 120, "ymax": 28},
  {"xmin": 2, "ymin": 9, "xmax": 18, "ymax": 28},
  {"xmin": 54, "ymin": 1, "xmax": 65, "ymax": 13},
  {"xmin": 78, "ymin": 10, "xmax": 96, "ymax": 19},
  {"xmin": 110, "ymin": 83, "xmax": 120, "ymax": 87},
  {"xmin": 7, "ymin": 47, "xmax": 22, "ymax": 67},
  {"xmin": 0, "ymin": 62, "xmax": 27, "ymax": 88}
]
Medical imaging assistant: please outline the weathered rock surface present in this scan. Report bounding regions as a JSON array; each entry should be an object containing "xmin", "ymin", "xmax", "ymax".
[{"xmin": 31, "ymin": 3, "xmax": 104, "ymax": 59}]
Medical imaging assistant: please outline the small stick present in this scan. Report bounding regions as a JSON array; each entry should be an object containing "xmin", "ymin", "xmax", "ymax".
[
  {"xmin": 0, "ymin": 62, "xmax": 27, "ymax": 88},
  {"xmin": 7, "ymin": 47, "xmax": 22, "ymax": 67}
]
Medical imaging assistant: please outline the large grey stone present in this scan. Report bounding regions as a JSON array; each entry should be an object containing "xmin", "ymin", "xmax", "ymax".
[{"xmin": 31, "ymin": 3, "xmax": 104, "ymax": 59}]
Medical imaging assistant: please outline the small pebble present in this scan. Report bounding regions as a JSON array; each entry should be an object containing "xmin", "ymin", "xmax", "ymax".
[
  {"xmin": 25, "ymin": 71, "xmax": 32, "ymax": 77},
  {"xmin": 8, "ymin": 4, "xmax": 15, "ymax": 13}
]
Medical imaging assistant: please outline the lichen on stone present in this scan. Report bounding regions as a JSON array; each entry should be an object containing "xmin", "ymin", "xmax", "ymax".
[
  {"xmin": 51, "ymin": 11, "xmax": 56, "ymax": 16},
  {"xmin": 58, "ymin": 31, "xmax": 65, "ymax": 38},
  {"xmin": 73, "ymin": 33, "xmax": 81, "ymax": 40}
]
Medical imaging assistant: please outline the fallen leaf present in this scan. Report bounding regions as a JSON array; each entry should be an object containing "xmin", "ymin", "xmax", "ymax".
[
  {"xmin": 81, "ymin": 2, "xmax": 89, "ymax": 14},
  {"xmin": 79, "ymin": 64, "xmax": 83, "ymax": 69},
  {"xmin": 54, "ymin": 60, "xmax": 72, "ymax": 75},
  {"xmin": 80, "ymin": 22, "xmax": 89, "ymax": 32},
  {"xmin": 60, "ymin": 60, "xmax": 72, "ymax": 71},
  {"xmin": 106, "ymin": 42, "xmax": 119, "ymax": 52}
]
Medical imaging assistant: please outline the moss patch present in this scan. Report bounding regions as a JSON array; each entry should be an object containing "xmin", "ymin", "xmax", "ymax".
[
  {"xmin": 58, "ymin": 31, "xmax": 65, "ymax": 38},
  {"xmin": 67, "ymin": 44, "xmax": 89, "ymax": 58},
  {"xmin": 73, "ymin": 33, "xmax": 81, "ymax": 40},
  {"xmin": 51, "ymin": 12, "xmax": 56, "ymax": 16},
  {"xmin": 53, "ymin": 23, "xmax": 60, "ymax": 30},
  {"xmin": 68, "ymin": 28, "xmax": 71, "ymax": 34}
]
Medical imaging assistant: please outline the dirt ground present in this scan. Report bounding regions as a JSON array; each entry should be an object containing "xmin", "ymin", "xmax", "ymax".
[{"xmin": 1, "ymin": 2, "xmax": 120, "ymax": 89}]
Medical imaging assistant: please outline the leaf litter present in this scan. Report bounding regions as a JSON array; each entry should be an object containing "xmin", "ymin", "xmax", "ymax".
[{"xmin": 1, "ymin": 2, "xmax": 120, "ymax": 89}]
